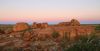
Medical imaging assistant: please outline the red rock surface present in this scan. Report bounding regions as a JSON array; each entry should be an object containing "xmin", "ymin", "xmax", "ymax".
[
  {"xmin": 32, "ymin": 22, "xmax": 49, "ymax": 29},
  {"xmin": 11, "ymin": 19, "xmax": 94, "ymax": 41},
  {"xmin": 0, "ymin": 19, "xmax": 95, "ymax": 51},
  {"xmin": 70, "ymin": 19, "xmax": 80, "ymax": 26},
  {"xmin": 13, "ymin": 22, "xmax": 30, "ymax": 32},
  {"xmin": 58, "ymin": 19, "xmax": 80, "ymax": 26}
]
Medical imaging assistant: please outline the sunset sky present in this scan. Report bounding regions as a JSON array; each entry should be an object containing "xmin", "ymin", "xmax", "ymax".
[{"xmin": 0, "ymin": 0, "xmax": 100, "ymax": 24}]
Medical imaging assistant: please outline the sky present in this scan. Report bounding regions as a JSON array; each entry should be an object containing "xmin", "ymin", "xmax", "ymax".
[{"xmin": 0, "ymin": 0, "xmax": 100, "ymax": 24}]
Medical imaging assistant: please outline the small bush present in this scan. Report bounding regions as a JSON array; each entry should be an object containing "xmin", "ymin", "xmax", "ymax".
[
  {"xmin": 52, "ymin": 31, "xmax": 59, "ymax": 38},
  {"xmin": 60, "ymin": 32, "xmax": 70, "ymax": 51},
  {"xmin": 66, "ymin": 34, "xmax": 100, "ymax": 51},
  {"xmin": 95, "ymin": 25, "xmax": 100, "ymax": 30}
]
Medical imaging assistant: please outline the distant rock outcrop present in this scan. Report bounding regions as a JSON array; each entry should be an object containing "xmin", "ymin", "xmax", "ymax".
[
  {"xmin": 58, "ymin": 22, "xmax": 70, "ymax": 26},
  {"xmin": 13, "ymin": 22, "xmax": 30, "ymax": 32},
  {"xmin": 58, "ymin": 19, "xmax": 80, "ymax": 26}
]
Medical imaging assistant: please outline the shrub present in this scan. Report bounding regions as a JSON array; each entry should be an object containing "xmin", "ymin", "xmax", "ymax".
[
  {"xmin": 95, "ymin": 25, "xmax": 100, "ymax": 30},
  {"xmin": 52, "ymin": 31, "xmax": 59, "ymax": 38},
  {"xmin": 60, "ymin": 32, "xmax": 70, "ymax": 51},
  {"xmin": 66, "ymin": 34, "xmax": 100, "ymax": 51}
]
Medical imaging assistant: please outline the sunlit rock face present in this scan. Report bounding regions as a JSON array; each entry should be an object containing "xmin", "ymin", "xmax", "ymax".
[
  {"xmin": 50, "ymin": 19, "xmax": 94, "ymax": 40},
  {"xmin": 13, "ymin": 22, "xmax": 30, "ymax": 32},
  {"xmin": 32, "ymin": 22, "xmax": 49, "ymax": 29},
  {"xmin": 12, "ymin": 19, "xmax": 94, "ymax": 41},
  {"xmin": 32, "ymin": 22, "xmax": 37, "ymax": 29},
  {"xmin": 23, "ymin": 31, "xmax": 33, "ymax": 41},
  {"xmin": 33, "ymin": 27, "xmax": 54, "ymax": 40},
  {"xmin": 58, "ymin": 19, "xmax": 80, "ymax": 26},
  {"xmin": 58, "ymin": 22, "xmax": 70, "ymax": 26},
  {"xmin": 41, "ymin": 23, "xmax": 49, "ymax": 28},
  {"xmin": 52, "ymin": 26, "xmax": 94, "ymax": 41}
]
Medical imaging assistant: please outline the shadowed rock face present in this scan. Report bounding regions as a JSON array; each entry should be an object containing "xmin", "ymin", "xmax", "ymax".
[
  {"xmin": 13, "ymin": 22, "xmax": 30, "ymax": 32},
  {"xmin": 0, "ymin": 29, "xmax": 5, "ymax": 34}
]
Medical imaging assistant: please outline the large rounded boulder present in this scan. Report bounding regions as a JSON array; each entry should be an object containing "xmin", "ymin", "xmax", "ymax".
[
  {"xmin": 13, "ymin": 22, "xmax": 30, "ymax": 32},
  {"xmin": 70, "ymin": 19, "xmax": 80, "ymax": 26}
]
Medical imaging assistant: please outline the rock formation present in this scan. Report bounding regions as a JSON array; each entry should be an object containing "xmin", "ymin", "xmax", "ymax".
[
  {"xmin": 70, "ymin": 19, "xmax": 80, "ymax": 26},
  {"xmin": 32, "ymin": 22, "xmax": 48, "ymax": 29},
  {"xmin": 50, "ymin": 25, "xmax": 94, "ymax": 40},
  {"xmin": 41, "ymin": 23, "xmax": 48, "ymax": 28},
  {"xmin": 33, "ymin": 27, "xmax": 54, "ymax": 40},
  {"xmin": 58, "ymin": 19, "xmax": 80, "ymax": 26},
  {"xmin": 12, "ymin": 19, "xmax": 94, "ymax": 41},
  {"xmin": 0, "ymin": 19, "xmax": 95, "ymax": 50},
  {"xmin": 13, "ymin": 22, "xmax": 30, "ymax": 32},
  {"xmin": 58, "ymin": 22, "xmax": 70, "ymax": 26},
  {"xmin": 32, "ymin": 22, "xmax": 37, "ymax": 29}
]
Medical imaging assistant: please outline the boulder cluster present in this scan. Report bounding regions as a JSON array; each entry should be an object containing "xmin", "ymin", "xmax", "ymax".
[
  {"xmin": 9, "ymin": 19, "xmax": 94, "ymax": 41},
  {"xmin": 0, "ymin": 19, "xmax": 95, "ymax": 50}
]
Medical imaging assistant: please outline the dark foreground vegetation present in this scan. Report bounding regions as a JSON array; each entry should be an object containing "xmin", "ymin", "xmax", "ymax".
[{"xmin": 63, "ymin": 34, "xmax": 100, "ymax": 51}]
